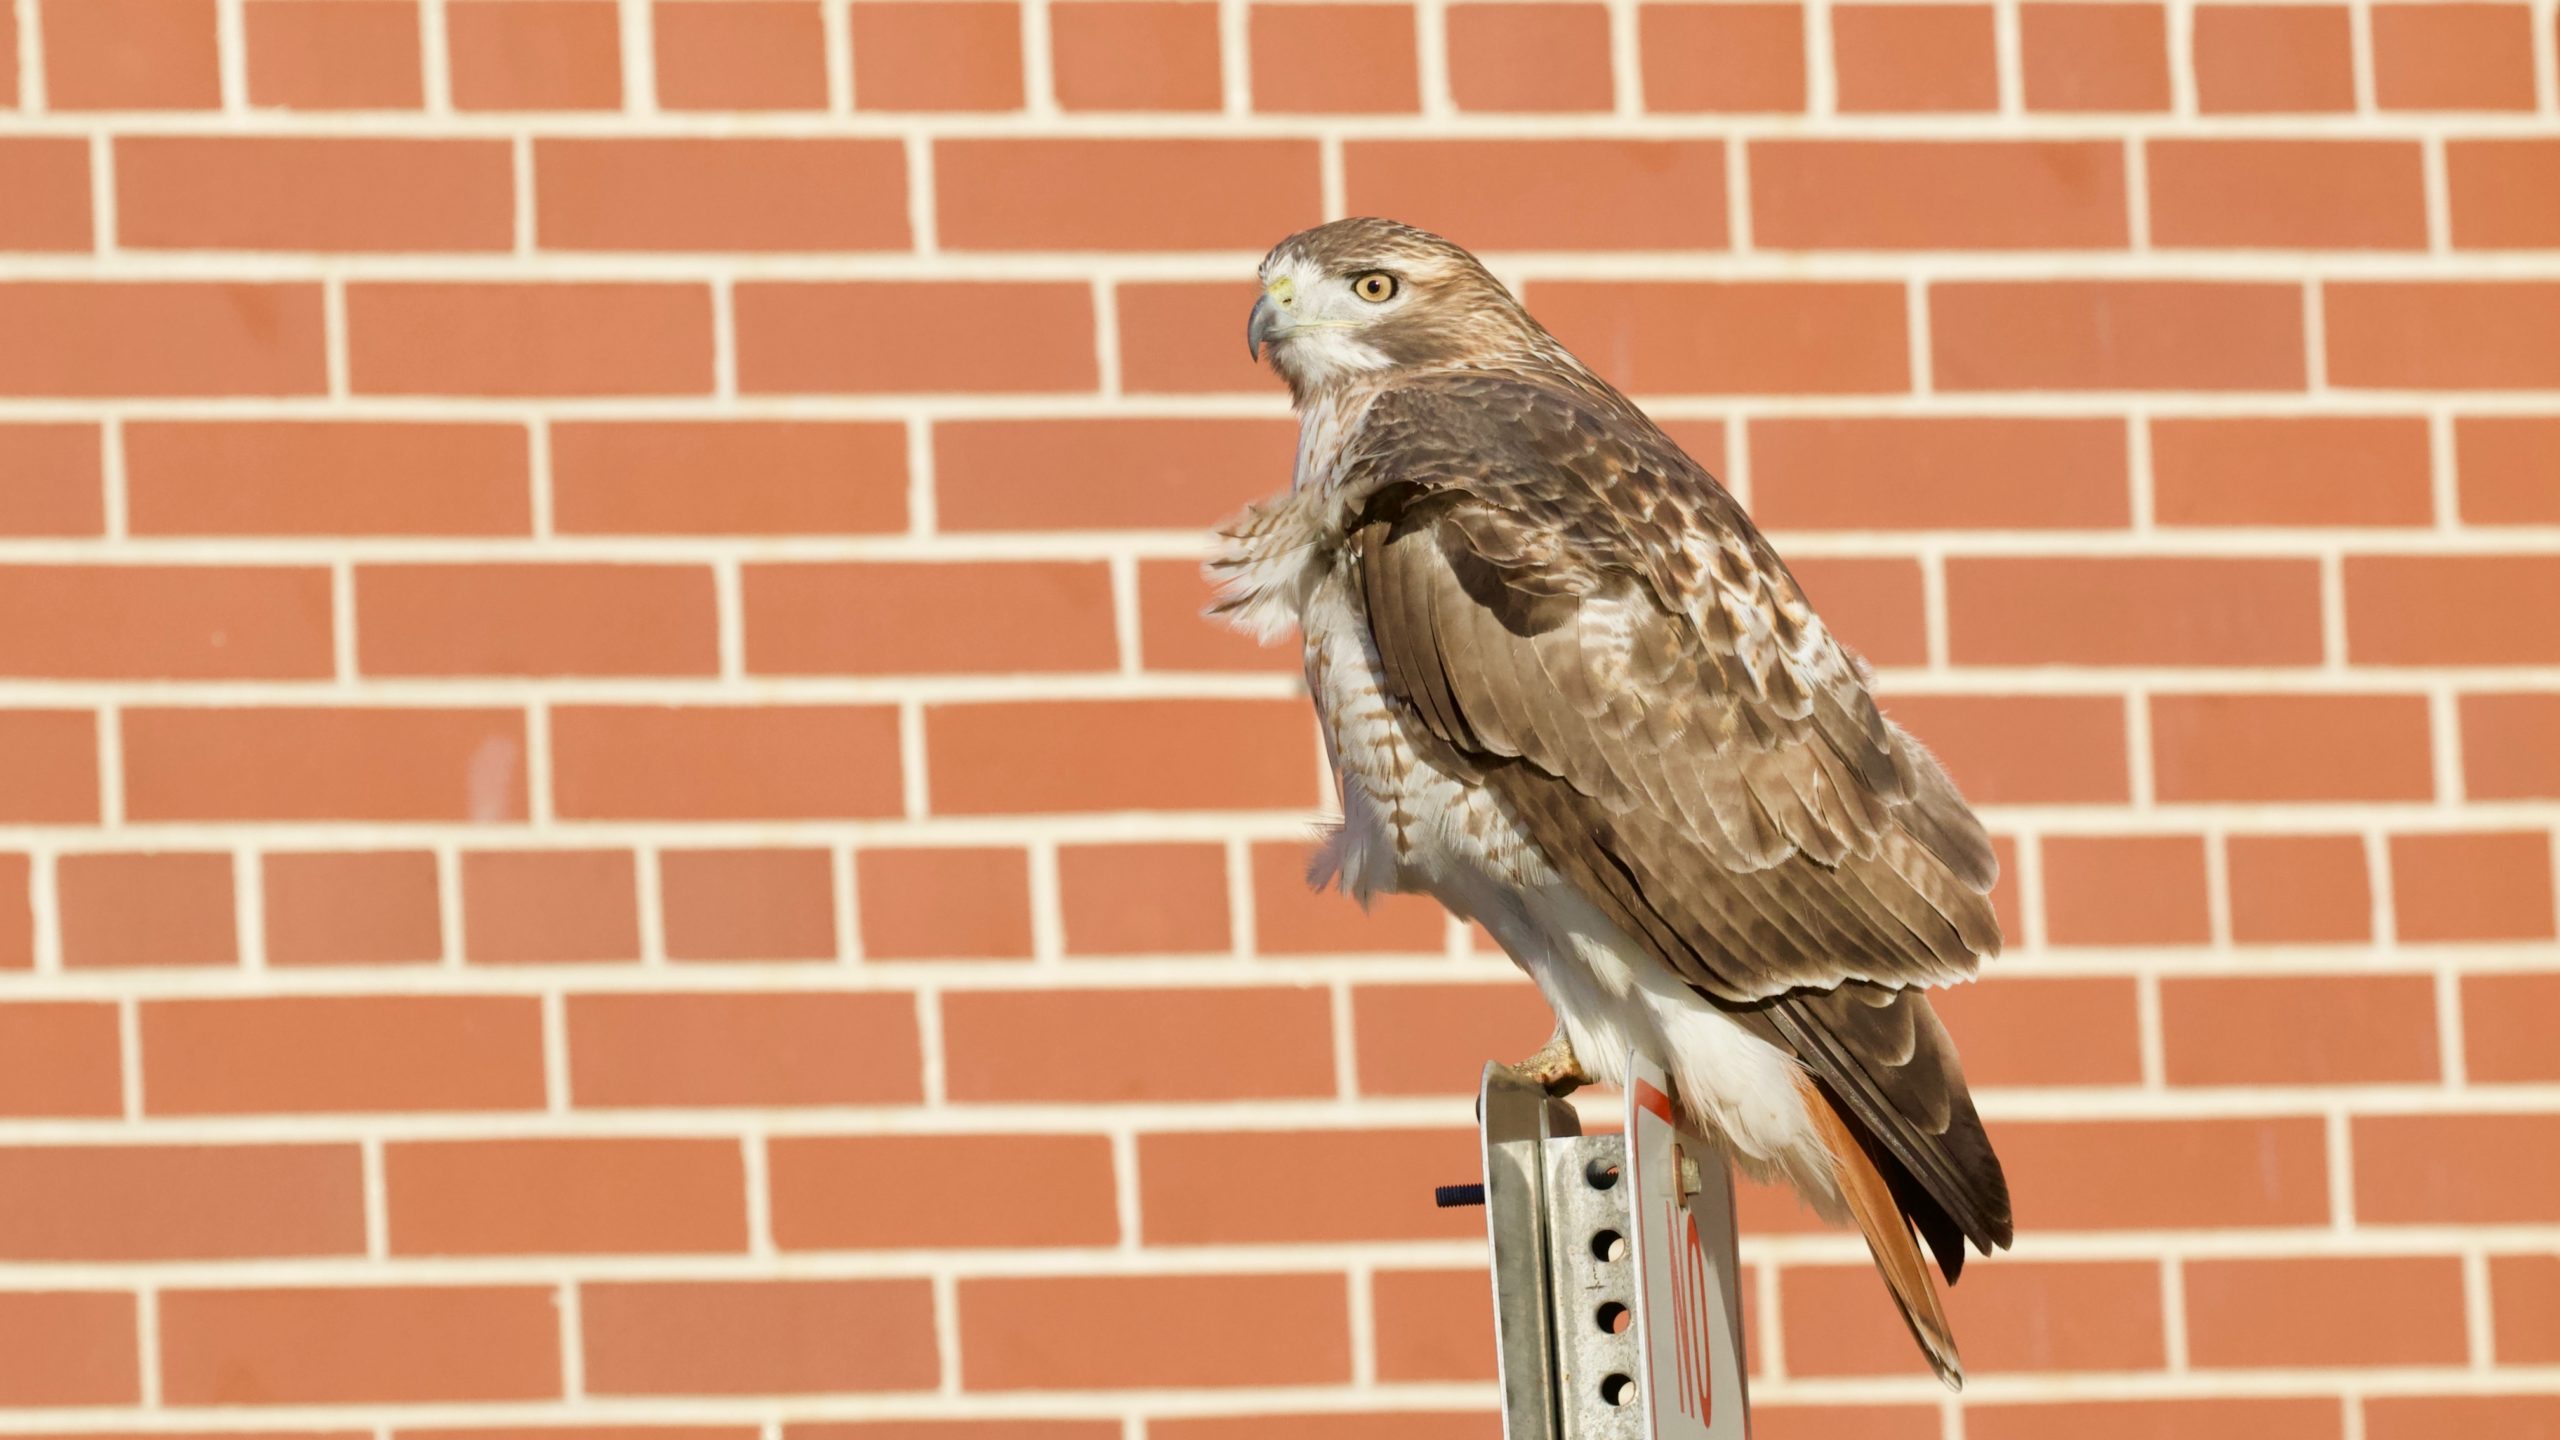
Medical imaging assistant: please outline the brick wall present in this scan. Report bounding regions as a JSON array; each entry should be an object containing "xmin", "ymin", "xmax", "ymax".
[{"xmin": 0, "ymin": 0, "xmax": 2557, "ymax": 1436}]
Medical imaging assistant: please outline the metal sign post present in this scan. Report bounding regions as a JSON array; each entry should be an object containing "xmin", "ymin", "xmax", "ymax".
[{"xmin": 1462, "ymin": 1052, "xmax": 1750, "ymax": 1440}]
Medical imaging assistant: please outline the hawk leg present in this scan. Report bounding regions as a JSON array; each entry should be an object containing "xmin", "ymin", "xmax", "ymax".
[{"xmin": 1502, "ymin": 1024, "xmax": 1591, "ymax": 1096}]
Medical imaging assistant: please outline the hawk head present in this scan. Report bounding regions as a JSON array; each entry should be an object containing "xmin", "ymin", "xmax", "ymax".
[{"xmin": 1248, "ymin": 218, "xmax": 1545, "ymax": 400}]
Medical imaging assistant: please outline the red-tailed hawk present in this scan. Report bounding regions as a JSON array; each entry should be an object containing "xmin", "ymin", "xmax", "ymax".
[{"xmin": 1211, "ymin": 218, "xmax": 2011, "ymax": 1387}]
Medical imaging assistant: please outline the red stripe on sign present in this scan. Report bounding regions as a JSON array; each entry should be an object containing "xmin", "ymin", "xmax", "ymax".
[{"xmin": 1634, "ymin": 1077, "xmax": 1675, "ymax": 1123}]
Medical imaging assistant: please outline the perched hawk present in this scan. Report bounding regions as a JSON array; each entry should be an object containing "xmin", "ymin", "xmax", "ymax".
[{"xmin": 1211, "ymin": 219, "xmax": 2011, "ymax": 1386}]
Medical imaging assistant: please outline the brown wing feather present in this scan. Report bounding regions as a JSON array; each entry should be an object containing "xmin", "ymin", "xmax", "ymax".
[{"xmin": 1341, "ymin": 372, "xmax": 2013, "ymax": 1260}]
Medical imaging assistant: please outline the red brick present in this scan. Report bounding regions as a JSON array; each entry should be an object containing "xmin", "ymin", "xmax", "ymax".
[
  {"xmin": 2043, "ymin": 835, "xmax": 2210, "ymax": 945},
  {"xmin": 850, "ymin": 1, "xmax": 1022, "ymax": 110},
  {"xmin": 2187, "ymin": 1256, "xmax": 2466, "ymax": 1367},
  {"xmin": 1137, "ymin": 555, "xmax": 1301, "ymax": 674},
  {"xmin": 1947, "ymin": 556, "xmax": 2324, "ymax": 666},
  {"xmin": 125, "ymin": 706, "xmax": 528, "ymax": 823},
  {"xmin": 2374, "ymin": 2, "xmax": 2538, "ymax": 109},
  {"xmin": 1350, "ymin": 980, "xmax": 1553, "ymax": 1095},
  {"xmin": 1878, "ymin": 694, "xmax": 2129, "ymax": 805},
  {"xmin": 1053, "ymin": 1, "xmax": 1219, "ymax": 110},
  {"xmin": 2163, "ymin": 974, "xmax": 2439, "ymax": 1085},
  {"xmin": 2466, "ymin": 693, "xmax": 2560, "ymax": 798},
  {"xmin": 2448, "ymin": 141, "xmax": 2560, "ymax": 248},
  {"xmin": 118, "ymin": 137, "xmax": 511, "ymax": 251},
  {"xmin": 1751, "ymin": 1408, "xmax": 1939, "ymax": 1440},
  {"xmin": 1931, "ymin": 977, "xmax": 2145, "ymax": 1087},
  {"xmin": 770, "ymin": 1134, "xmax": 1118, "ymax": 1248},
  {"xmin": 936, "ymin": 417, "xmax": 1287, "ymax": 532},
  {"xmin": 246, "ymin": 0, "xmax": 425, "ymax": 108},
  {"xmin": 1371, "ymin": 1268, "xmax": 1494, "ymax": 1382},
  {"xmin": 41, "ymin": 0, "xmax": 219, "ymax": 108},
  {"xmin": 2327, "ymin": 283, "xmax": 2560, "ymax": 389},
  {"xmin": 2376, "ymin": 1398, "xmax": 2560, "ymax": 1440},
  {"xmin": 2021, "ymin": 3, "xmax": 2170, "ymax": 110},
  {"xmin": 0, "ymin": 858, "xmax": 24, "ymax": 970},
  {"xmin": 856, "ymin": 847, "xmax": 1033, "ymax": 960},
  {"xmin": 1932, "ymin": 281, "xmax": 2306, "ymax": 391},
  {"xmin": 1152, "ymin": 1420, "xmax": 1503, "ymax": 1440},
  {"xmin": 926, "ymin": 699, "xmax": 1318, "ymax": 814},
  {"xmin": 2000, "ymin": 1116, "xmax": 2330, "ymax": 1229},
  {"xmin": 958, "ymin": 1274, "xmax": 1349, "ymax": 1389},
  {"xmin": 448, "ymin": 0, "xmax": 621, "ymax": 109},
  {"xmin": 1754, "ymin": 141, "xmax": 2125, "ymax": 250},
  {"xmin": 0, "ymin": 1292, "xmax": 138, "ymax": 1404},
  {"xmin": 1057, "ymin": 843, "xmax": 1231, "ymax": 955},
  {"xmin": 161, "ymin": 1287, "xmax": 559, "ymax": 1403},
  {"xmin": 583, "ymin": 1280, "xmax": 936, "ymax": 1395},
  {"xmin": 0, "ymin": 565, "xmax": 328, "ymax": 679},
  {"xmin": 1347, "ymin": 140, "xmax": 1728, "ymax": 251},
  {"xmin": 2493, "ymin": 1253, "xmax": 2560, "ymax": 1362},
  {"xmin": 2149, "ymin": 140, "xmax": 2427, "ymax": 250},
  {"xmin": 2151, "ymin": 693, "xmax": 2433, "ymax": 802},
  {"xmin": 359, "ymin": 563, "xmax": 717, "ymax": 678},
  {"xmin": 59, "ymin": 852, "xmax": 235, "ymax": 969},
  {"xmin": 1142, "ymin": 1128, "xmax": 1481, "ymax": 1244},
  {"xmin": 1640, "ymin": 3, "xmax": 1806, "ymax": 112},
  {"xmin": 0, "ymin": 710, "xmax": 98, "ymax": 824},
  {"xmin": 552, "ymin": 705, "xmax": 904, "ymax": 820},
  {"xmin": 0, "ymin": 139, "xmax": 91, "ymax": 250},
  {"xmin": 1253, "ymin": 839, "xmax": 1448, "ymax": 954},
  {"xmin": 942, "ymin": 987, "xmax": 1335, "ymax": 1102},
  {"xmin": 2227, "ymin": 834, "xmax": 2372, "ymax": 943},
  {"xmin": 745, "ymin": 561, "xmax": 1116, "ymax": 675},
  {"xmin": 2463, "ymin": 972, "xmax": 2560, "ymax": 1081},
  {"xmin": 2360, "ymin": 557, "xmax": 2555, "ymax": 666},
  {"xmin": 937, "ymin": 139, "xmax": 1319, "ymax": 251},
  {"xmin": 0, "ymin": 425, "xmax": 101, "ymax": 535},
  {"xmin": 264, "ymin": 851, "xmax": 442, "ymax": 966},
  {"xmin": 2359, "ymin": 1112, "xmax": 2560, "ymax": 1222},
  {"xmin": 737, "ymin": 282, "xmax": 1095, "ymax": 393},
  {"xmin": 461, "ymin": 849, "xmax": 639, "ymax": 964},
  {"xmin": 2391, "ymin": 830, "xmax": 2555, "ymax": 941},
  {"xmin": 0, "ymin": 1004, "xmax": 121, "ymax": 1116},
  {"xmin": 0, "ymin": 4, "xmax": 13, "ymax": 105},
  {"xmin": 1833, "ymin": 4, "xmax": 1997, "ymax": 111},
  {"xmin": 127, "ymin": 421, "xmax": 531, "ymax": 536},
  {"xmin": 792, "ymin": 1427, "xmax": 1117, "ymax": 1440},
  {"xmin": 1529, "ymin": 281, "xmax": 1910, "ymax": 394},
  {"xmin": 659, "ymin": 849, "xmax": 837, "ymax": 961},
  {"xmin": 653, "ymin": 0, "xmax": 826, "ymax": 110},
  {"xmin": 552, "ymin": 421, "xmax": 906, "ymax": 535},
  {"xmin": 424, "ymin": 1426, "xmax": 753, "ymax": 1440},
  {"xmin": 1447, "ymin": 2, "xmax": 1612, "ymax": 111},
  {"xmin": 571, "ymin": 993, "xmax": 919, "ymax": 1107},
  {"xmin": 1783, "ymin": 1259, "xmax": 2162, "ymax": 1376},
  {"xmin": 1250, "ymin": 2, "xmax": 1418, "ymax": 112},
  {"xmin": 2195, "ymin": 4, "xmax": 2354, "ymax": 110},
  {"xmin": 142, "ymin": 996, "xmax": 544, "ymax": 1115},
  {"xmin": 1791, "ymin": 556, "xmax": 1931, "ymax": 666},
  {"xmin": 0, "ymin": 283, "xmax": 326, "ymax": 397},
  {"xmin": 1752, "ymin": 416, "xmax": 2127, "ymax": 531},
  {"xmin": 348, "ymin": 283, "xmax": 714, "ymax": 396},
  {"xmin": 0, "ymin": 1144, "xmax": 362, "ymax": 1259},
  {"xmin": 387, "ymin": 1138, "xmax": 747, "ymax": 1255},
  {"xmin": 2153, "ymin": 415, "xmax": 2432, "ymax": 527},
  {"xmin": 1969, "ymin": 1399, "xmax": 2342, "ymax": 1440},
  {"xmin": 1117, "ymin": 282, "xmax": 1270, "ymax": 394},
  {"xmin": 537, "ymin": 139, "xmax": 907, "ymax": 251}
]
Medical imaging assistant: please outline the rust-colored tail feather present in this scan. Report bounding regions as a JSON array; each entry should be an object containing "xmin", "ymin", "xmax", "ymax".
[{"xmin": 1799, "ymin": 1071, "xmax": 1966, "ymax": 1389}]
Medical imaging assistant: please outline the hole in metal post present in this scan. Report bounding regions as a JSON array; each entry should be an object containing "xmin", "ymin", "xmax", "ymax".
[
  {"xmin": 1600, "ymin": 1373, "xmax": 1635, "ymax": 1406},
  {"xmin": 1591, "ymin": 1228, "xmax": 1627, "ymax": 1262},
  {"xmin": 1597, "ymin": 1301, "xmax": 1631, "ymax": 1335},
  {"xmin": 1585, "ymin": 1158, "xmax": 1621, "ymax": 1191}
]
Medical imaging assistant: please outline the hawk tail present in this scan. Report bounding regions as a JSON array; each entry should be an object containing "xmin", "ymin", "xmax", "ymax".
[{"xmin": 1798, "ymin": 1070, "xmax": 1965, "ymax": 1390}]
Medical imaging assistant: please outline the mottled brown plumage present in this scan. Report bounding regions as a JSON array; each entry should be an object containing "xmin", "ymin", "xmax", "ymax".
[{"xmin": 1214, "ymin": 218, "xmax": 2012, "ymax": 1385}]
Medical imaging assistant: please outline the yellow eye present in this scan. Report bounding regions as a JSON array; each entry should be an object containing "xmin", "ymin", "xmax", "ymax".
[{"xmin": 1352, "ymin": 271, "xmax": 1399, "ymax": 303}]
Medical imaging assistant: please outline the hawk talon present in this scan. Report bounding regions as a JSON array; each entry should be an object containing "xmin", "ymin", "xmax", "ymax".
[{"xmin": 1504, "ymin": 1027, "xmax": 1592, "ymax": 1096}]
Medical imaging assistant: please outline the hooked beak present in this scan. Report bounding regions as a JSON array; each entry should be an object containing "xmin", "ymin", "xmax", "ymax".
[{"xmin": 1246, "ymin": 291, "xmax": 1283, "ymax": 362}]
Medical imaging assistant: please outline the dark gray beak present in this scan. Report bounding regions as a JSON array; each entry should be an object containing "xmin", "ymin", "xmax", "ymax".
[{"xmin": 1246, "ymin": 292, "xmax": 1281, "ymax": 361}]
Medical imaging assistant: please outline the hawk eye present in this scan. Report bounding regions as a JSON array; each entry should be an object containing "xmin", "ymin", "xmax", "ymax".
[{"xmin": 1351, "ymin": 271, "xmax": 1399, "ymax": 303}]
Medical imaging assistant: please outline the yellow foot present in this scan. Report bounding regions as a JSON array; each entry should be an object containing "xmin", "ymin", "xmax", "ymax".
[{"xmin": 1502, "ymin": 1026, "xmax": 1592, "ymax": 1096}]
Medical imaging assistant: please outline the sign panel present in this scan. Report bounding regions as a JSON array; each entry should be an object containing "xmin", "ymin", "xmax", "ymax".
[{"xmin": 1625, "ymin": 1052, "xmax": 1750, "ymax": 1440}]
